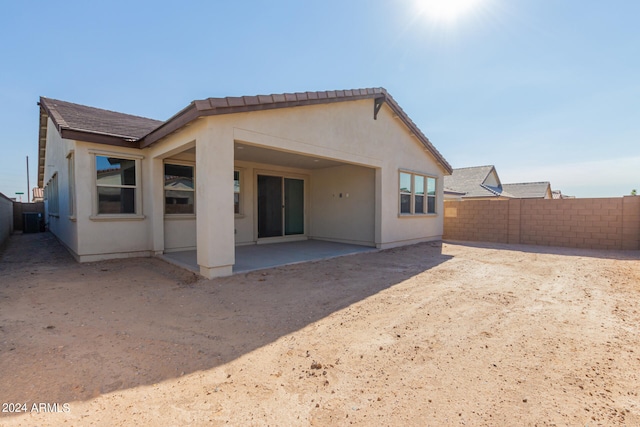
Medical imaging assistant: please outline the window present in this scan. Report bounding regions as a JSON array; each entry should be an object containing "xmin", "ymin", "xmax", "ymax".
[
  {"xmin": 164, "ymin": 163, "xmax": 194, "ymax": 214},
  {"xmin": 96, "ymin": 156, "xmax": 137, "ymax": 214},
  {"xmin": 399, "ymin": 171, "xmax": 437, "ymax": 215},
  {"xmin": 46, "ymin": 173, "xmax": 59, "ymax": 216},
  {"xmin": 427, "ymin": 176, "xmax": 436, "ymax": 214},
  {"xmin": 399, "ymin": 172, "xmax": 412, "ymax": 214},
  {"xmin": 234, "ymin": 170, "xmax": 241, "ymax": 214},
  {"xmin": 67, "ymin": 152, "xmax": 75, "ymax": 217}
]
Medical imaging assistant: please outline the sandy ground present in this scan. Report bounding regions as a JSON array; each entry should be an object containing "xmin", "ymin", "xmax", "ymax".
[{"xmin": 0, "ymin": 232, "xmax": 639, "ymax": 426}]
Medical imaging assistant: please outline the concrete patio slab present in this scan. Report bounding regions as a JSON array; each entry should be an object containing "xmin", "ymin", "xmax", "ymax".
[{"xmin": 160, "ymin": 240, "xmax": 377, "ymax": 275}]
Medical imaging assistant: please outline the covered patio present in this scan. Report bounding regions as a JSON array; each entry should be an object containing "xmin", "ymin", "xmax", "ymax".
[{"xmin": 160, "ymin": 240, "xmax": 377, "ymax": 275}]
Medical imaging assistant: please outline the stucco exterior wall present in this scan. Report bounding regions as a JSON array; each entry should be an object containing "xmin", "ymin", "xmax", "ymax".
[
  {"xmin": 310, "ymin": 164, "xmax": 375, "ymax": 246},
  {"xmin": 0, "ymin": 193, "xmax": 13, "ymax": 247},
  {"xmin": 43, "ymin": 118, "xmax": 78, "ymax": 255},
  {"xmin": 42, "ymin": 97, "xmax": 447, "ymax": 273},
  {"xmin": 73, "ymin": 141, "xmax": 150, "ymax": 261},
  {"xmin": 202, "ymin": 99, "xmax": 446, "ymax": 249}
]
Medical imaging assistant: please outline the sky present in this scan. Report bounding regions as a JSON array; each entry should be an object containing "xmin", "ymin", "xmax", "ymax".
[{"xmin": 0, "ymin": 0, "xmax": 638, "ymax": 200}]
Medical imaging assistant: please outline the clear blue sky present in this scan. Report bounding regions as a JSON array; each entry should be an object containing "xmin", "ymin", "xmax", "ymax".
[{"xmin": 1, "ymin": 0, "xmax": 638, "ymax": 199}]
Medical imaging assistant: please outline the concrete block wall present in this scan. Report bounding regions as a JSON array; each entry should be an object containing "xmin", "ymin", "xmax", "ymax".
[
  {"xmin": 444, "ymin": 196, "xmax": 640, "ymax": 250},
  {"xmin": 0, "ymin": 192, "xmax": 13, "ymax": 248}
]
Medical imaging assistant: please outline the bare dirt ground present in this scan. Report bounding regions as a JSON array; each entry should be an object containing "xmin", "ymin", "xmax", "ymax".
[{"xmin": 1, "ymin": 232, "xmax": 639, "ymax": 426}]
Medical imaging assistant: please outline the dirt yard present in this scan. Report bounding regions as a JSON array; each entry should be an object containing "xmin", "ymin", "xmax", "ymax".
[{"xmin": 1, "ymin": 233, "xmax": 639, "ymax": 426}]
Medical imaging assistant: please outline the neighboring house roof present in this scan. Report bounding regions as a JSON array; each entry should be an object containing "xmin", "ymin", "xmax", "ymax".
[
  {"xmin": 38, "ymin": 88, "xmax": 453, "ymax": 186},
  {"xmin": 552, "ymin": 189, "xmax": 574, "ymax": 199},
  {"xmin": 443, "ymin": 165, "xmax": 514, "ymax": 198},
  {"xmin": 502, "ymin": 182, "xmax": 551, "ymax": 199},
  {"xmin": 32, "ymin": 187, "xmax": 44, "ymax": 201}
]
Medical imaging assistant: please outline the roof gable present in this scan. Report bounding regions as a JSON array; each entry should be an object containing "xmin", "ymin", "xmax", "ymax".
[
  {"xmin": 40, "ymin": 97, "xmax": 163, "ymax": 141},
  {"xmin": 501, "ymin": 182, "xmax": 551, "ymax": 199},
  {"xmin": 37, "ymin": 88, "xmax": 453, "ymax": 185},
  {"xmin": 444, "ymin": 165, "xmax": 511, "ymax": 198}
]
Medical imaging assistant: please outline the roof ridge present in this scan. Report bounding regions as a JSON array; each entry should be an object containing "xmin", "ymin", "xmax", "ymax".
[
  {"xmin": 453, "ymin": 165, "xmax": 495, "ymax": 170},
  {"xmin": 503, "ymin": 181, "xmax": 550, "ymax": 185}
]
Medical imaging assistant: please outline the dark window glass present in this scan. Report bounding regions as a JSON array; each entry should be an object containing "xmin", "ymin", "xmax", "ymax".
[
  {"xmin": 415, "ymin": 195, "xmax": 425, "ymax": 214},
  {"xmin": 427, "ymin": 196, "xmax": 436, "ymax": 214},
  {"xmin": 234, "ymin": 171, "xmax": 240, "ymax": 214},
  {"xmin": 400, "ymin": 194, "xmax": 411, "ymax": 214},
  {"xmin": 98, "ymin": 187, "xmax": 135, "ymax": 214}
]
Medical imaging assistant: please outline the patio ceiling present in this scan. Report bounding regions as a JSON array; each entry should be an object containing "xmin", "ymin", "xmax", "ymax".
[{"xmin": 182, "ymin": 144, "xmax": 346, "ymax": 169}]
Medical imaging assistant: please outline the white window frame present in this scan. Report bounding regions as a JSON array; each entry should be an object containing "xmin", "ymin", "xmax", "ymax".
[
  {"xmin": 67, "ymin": 151, "xmax": 76, "ymax": 220},
  {"xmin": 164, "ymin": 160, "xmax": 196, "ymax": 217},
  {"xmin": 398, "ymin": 170, "xmax": 438, "ymax": 216},
  {"xmin": 45, "ymin": 172, "xmax": 59, "ymax": 217},
  {"xmin": 90, "ymin": 150, "xmax": 144, "ymax": 221}
]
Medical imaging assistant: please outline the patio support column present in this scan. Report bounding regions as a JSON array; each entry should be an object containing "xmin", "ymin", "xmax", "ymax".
[
  {"xmin": 149, "ymin": 156, "xmax": 165, "ymax": 255},
  {"xmin": 195, "ymin": 125, "xmax": 235, "ymax": 278}
]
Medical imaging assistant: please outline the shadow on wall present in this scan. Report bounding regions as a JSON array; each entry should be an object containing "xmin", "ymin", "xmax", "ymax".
[{"xmin": 0, "ymin": 232, "xmax": 452, "ymax": 414}]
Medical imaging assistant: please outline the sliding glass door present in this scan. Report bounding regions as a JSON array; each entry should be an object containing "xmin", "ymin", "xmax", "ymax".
[{"xmin": 257, "ymin": 175, "xmax": 304, "ymax": 238}]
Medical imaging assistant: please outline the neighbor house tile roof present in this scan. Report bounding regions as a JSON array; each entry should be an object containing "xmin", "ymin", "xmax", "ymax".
[
  {"xmin": 443, "ymin": 165, "xmax": 514, "ymax": 198},
  {"xmin": 32, "ymin": 187, "xmax": 44, "ymax": 201},
  {"xmin": 502, "ymin": 182, "xmax": 551, "ymax": 199},
  {"xmin": 38, "ymin": 88, "xmax": 452, "ymax": 186}
]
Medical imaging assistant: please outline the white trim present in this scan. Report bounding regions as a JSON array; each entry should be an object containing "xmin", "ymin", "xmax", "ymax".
[
  {"xmin": 90, "ymin": 214, "xmax": 146, "ymax": 221},
  {"xmin": 88, "ymin": 148, "xmax": 144, "ymax": 160},
  {"xmin": 93, "ymin": 154, "xmax": 143, "ymax": 216}
]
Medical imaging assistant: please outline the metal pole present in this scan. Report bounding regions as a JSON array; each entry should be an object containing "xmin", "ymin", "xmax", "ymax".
[{"xmin": 26, "ymin": 156, "xmax": 30, "ymax": 203}]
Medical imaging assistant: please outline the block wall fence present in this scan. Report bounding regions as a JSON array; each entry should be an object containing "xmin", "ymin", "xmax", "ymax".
[
  {"xmin": 443, "ymin": 197, "xmax": 640, "ymax": 250},
  {"xmin": 0, "ymin": 192, "xmax": 14, "ymax": 248}
]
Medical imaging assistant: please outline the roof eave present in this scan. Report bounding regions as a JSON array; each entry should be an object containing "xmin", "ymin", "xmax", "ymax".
[
  {"xmin": 139, "ymin": 88, "xmax": 453, "ymax": 174},
  {"xmin": 60, "ymin": 129, "xmax": 141, "ymax": 148}
]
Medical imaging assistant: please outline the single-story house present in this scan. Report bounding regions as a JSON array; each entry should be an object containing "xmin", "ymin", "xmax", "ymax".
[
  {"xmin": 501, "ymin": 182, "xmax": 552, "ymax": 199},
  {"xmin": 444, "ymin": 165, "xmax": 552, "ymax": 200},
  {"xmin": 38, "ymin": 88, "xmax": 452, "ymax": 278}
]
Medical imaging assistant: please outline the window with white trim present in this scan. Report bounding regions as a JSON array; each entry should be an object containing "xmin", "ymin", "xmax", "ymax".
[
  {"xmin": 96, "ymin": 156, "xmax": 137, "ymax": 214},
  {"xmin": 45, "ymin": 173, "xmax": 59, "ymax": 216},
  {"xmin": 234, "ymin": 170, "xmax": 241, "ymax": 214},
  {"xmin": 399, "ymin": 171, "xmax": 437, "ymax": 215},
  {"xmin": 164, "ymin": 163, "xmax": 195, "ymax": 214},
  {"xmin": 67, "ymin": 152, "xmax": 75, "ymax": 217}
]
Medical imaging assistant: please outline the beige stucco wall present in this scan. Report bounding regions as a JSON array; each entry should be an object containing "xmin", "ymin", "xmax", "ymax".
[
  {"xmin": 43, "ymin": 118, "xmax": 78, "ymax": 255},
  {"xmin": 0, "ymin": 193, "xmax": 13, "ymax": 246},
  {"xmin": 71, "ymin": 141, "xmax": 149, "ymax": 261},
  {"xmin": 310, "ymin": 164, "xmax": 376, "ymax": 246},
  {"xmin": 44, "ymin": 97, "xmax": 447, "ymax": 275},
  {"xmin": 202, "ymin": 99, "xmax": 445, "ymax": 249}
]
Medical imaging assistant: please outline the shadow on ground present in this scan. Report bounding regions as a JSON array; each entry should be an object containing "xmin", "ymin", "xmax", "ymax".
[
  {"xmin": 444, "ymin": 239, "xmax": 640, "ymax": 261},
  {"xmin": 0, "ymin": 233, "xmax": 451, "ymax": 414}
]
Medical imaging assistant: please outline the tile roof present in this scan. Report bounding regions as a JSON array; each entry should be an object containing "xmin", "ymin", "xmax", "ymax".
[
  {"xmin": 40, "ymin": 97, "xmax": 163, "ymax": 140},
  {"xmin": 502, "ymin": 182, "xmax": 551, "ymax": 199},
  {"xmin": 38, "ymin": 88, "xmax": 453, "ymax": 184},
  {"xmin": 443, "ymin": 165, "xmax": 513, "ymax": 198}
]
